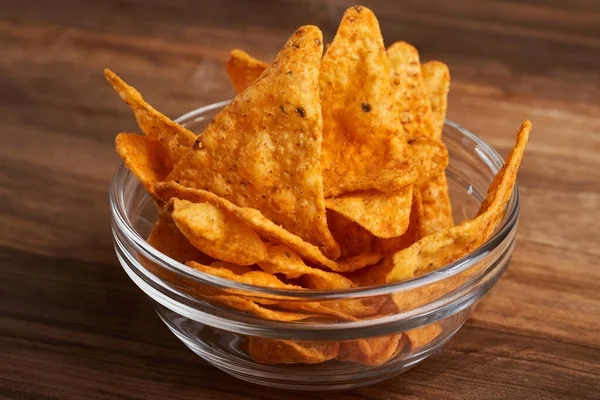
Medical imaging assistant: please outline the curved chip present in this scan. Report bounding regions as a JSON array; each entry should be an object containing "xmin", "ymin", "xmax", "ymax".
[
  {"xmin": 170, "ymin": 198, "xmax": 267, "ymax": 265},
  {"xmin": 327, "ymin": 210, "xmax": 375, "ymax": 259},
  {"xmin": 104, "ymin": 69, "xmax": 197, "ymax": 170},
  {"xmin": 167, "ymin": 26, "xmax": 340, "ymax": 259},
  {"xmin": 405, "ymin": 322, "xmax": 443, "ymax": 350},
  {"xmin": 146, "ymin": 207, "xmax": 212, "ymax": 265},
  {"xmin": 226, "ymin": 49, "xmax": 268, "ymax": 94},
  {"xmin": 338, "ymin": 334, "xmax": 404, "ymax": 366},
  {"xmin": 326, "ymin": 186, "xmax": 414, "ymax": 239},
  {"xmin": 258, "ymin": 244, "xmax": 355, "ymax": 289},
  {"xmin": 249, "ymin": 338, "xmax": 339, "ymax": 364},
  {"xmin": 386, "ymin": 121, "xmax": 531, "ymax": 285},
  {"xmin": 115, "ymin": 133, "xmax": 169, "ymax": 200}
]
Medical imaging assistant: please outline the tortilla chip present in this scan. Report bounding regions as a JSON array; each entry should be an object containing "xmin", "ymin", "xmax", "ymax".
[
  {"xmin": 249, "ymin": 338, "xmax": 339, "ymax": 364},
  {"xmin": 258, "ymin": 244, "xmax": 355, "ymax": 289},
  {"xmin": 326, "ymin": 186, "xmax": 414, "ymax": 238},
  {"xmin": 338, "ymin": 334, "xmax": 404, "ymax": 366},
  {"xmin": 387, "ymin": 44, "xmax": 452, "ymax": 236},
  {"xmin": 155, "ymin": 182, "xmax": 374, "ymax": 273},
  {"xmin": 421, "ymin": 61, "xmax": 450, "ymax": 141},
  {"xmin": 210, "ymin": 295, "xmax": 314, "ymax": 322},
  {"xmin": 226, "ymin": 49, "xmax": 268, "ymax": 94},
  {"xmin": 188, "ymin": 261, "xmax": 303, "ymax": 289},
  {"xmin": 405, "ymin": 323, "xmax": 443, "ymax": 350},
  {"xmin": 406, "ymin": 136, "xmax": 449, "ymax": 186},
  {"xmin": 170, "ymin": 198, "xmax": 268, "ymax": 265},
  {"xmin": 104, "ymin": 69, "xmax": 197, "ymax": 170},
  {"xmin": 319, "ymin": 6, "xmax": 417, "ymax": 236},
  {"xmin": 115, "ymin": 133, "xmax": 169, "ymax": 200},
  {"xmin": 373, "ymin": 188, "xmax": 423, "ymax": 256},
  {"xmin": 320, "ymin": 7, "xmax": 415, "ymax": 193},
  {"xmin": 419, "ymin": 174, "xmax": 454, "ymax": 236},
  {"xmin": 327, "ymin": 210, "xmax": 375, "ymax": 259},
  {"xmin": 167, "ymin": 26, "xmax": 340, "ymax": 260},
  {"xmin": 146, "ymin": 208, "xmax": 211, "ymax": 264},
  {"xmin": 388, "ymin": 41, "xmax": 436, "ymax": 139},
  {"xmin": 386, "ymin": 121, "xmax": 530, "ymax": 284}
]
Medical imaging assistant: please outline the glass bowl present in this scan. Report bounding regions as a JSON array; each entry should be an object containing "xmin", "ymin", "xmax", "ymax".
[{"xmin": 110, "ymin": 101, "xmax": 519, "ymax": 391}]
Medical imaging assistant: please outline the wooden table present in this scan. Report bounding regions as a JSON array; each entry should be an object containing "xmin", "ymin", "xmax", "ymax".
[{"xmin": 2, "ymin": 0, "xmax": 599, "ymax": 398}]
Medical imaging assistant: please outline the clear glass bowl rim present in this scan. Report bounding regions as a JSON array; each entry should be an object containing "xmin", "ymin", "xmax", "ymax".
[{"xmin": 110, "ymin": 100, "xmax": 519, "ymax": 301}]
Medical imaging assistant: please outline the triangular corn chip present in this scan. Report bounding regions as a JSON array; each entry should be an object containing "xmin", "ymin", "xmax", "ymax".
[
  {"xmin": 421, "ymin": 61, "xmax": 450, "ymax": 141},
  {"xmin": 319, "ymin": 6, "xmax": 416, "ymax": 237},
  {"xmin": 386, "ymin": 121, "xmax": 531, "ymax": 284},
  {"xmin": 406, "ymin": 135, "xmax": 449, "ymax": 186},
  {"xmin": 209, "ymin": 295, "xmax": 314, "ymax": 322},
  {"xmin": 187, "ymin": 261, "xmax": 303, "ymax": 289},
  {"xmin": 104, "ymin": 69, "xmax": 197, "ymax": 170},
  {"xmin": 421, "ymin": 61, "xmax": 452, "ymax": 235},
  {"xmin": 388, "ymin": 41, "xmax": 437, "ymax": 139},
  {"xmin": 170, "ymin": 198, "xmax": 267, "ymax": 265},
  {"xmin": 338, "ymin": 334, "xmax": 404, "ymax": 366},
  {"xmin": 115, "ymin": 133, "xmax": 169, "ymax": 200},
  {"xmin": 167, "ymin": 26, "xmax": 340, "ymax": 259},
  {"xmin": 146, "ymin": 208, "xmax": 211, "ymax": 265},
  {"xmin": 388, "ymin": 43, "xmax": 453, "ymax": 236},
  {"xmin": 405, "ymin": 323, "xmax": 442, "ymax": 350},
  {"xmin": 258, "ymin": 244, "xmax": 355, "ymax": 289},
  {"xmin": 155, "ymin": 182, "xmax": 373, "ymax": 272},
  {"xmin": 327, "ymin": 210, "xmax": 375, "ymax": 259},
  {"xmin": 226, "ymin": 49, "xmax": 268, "ymax": 94},
  {"xmin": 419, "ymin": 174, "xmax": 454, "ymax": 236},
  {"xmin": 325, "ymin": 186, "xmax": 414, "ymax": 238},
  {"xmin": 249, "ymin": 338, "xmax": 339, "ymax": 364}
]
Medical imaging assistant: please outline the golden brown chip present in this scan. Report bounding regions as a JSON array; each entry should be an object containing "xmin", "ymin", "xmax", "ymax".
[
  {"xmin": 155, "ymin": 182, "xmax": 374, "ymax": 273},
  {"xmin": 327, "ymin": 210, "xmax": 375, "ymax": 259},
  {"xmin": 210, "ymin": 295, "xmax": 314, "ymax": 322},
  {"xmin": 166, "ymin": 26, "xmax": 340, "ymax": 259},
  {"xmin": 320, "ymin": 6, "xmax": 415, "ymax": 194},
  {"xmin": 405, "ymin": 323, "xmax": 443, "ymax": 350},
  {"xmin": 319, "ymin": 6, "xmax": 417, "ymax": 236},
  {"xmin": 421, "ymin": 60, "xmax": 453, "ymax": 236},
  {"xmin": 388, "ymin": 41, "xmax": 436, "ymax": 139},
  {"xmin": 419, "ymin": 174, "xmax": 454, "ymax": 236},
  {"xmin": 258, "ymin": 244, "xmax": 355, "ymax": 289},
  {"xmin": 170, "ymin": 198, "xmax": 267, "ymax": 266},
  {"xmin": 406, "ymin": 136, "xmax": 449, "ymax": 186},
  {"xmin": 373, "ymin": 188, "xmax": 423, "ymax": 257},
  {"xmin": 146, "ymin": 208, "xmax": 211, "ymax": 264},
  {"xmin": 338, "ymin": 334, "xmax": 404, "ymax": 366},
  {"xmin": 388, "ymin": 43, "xmax": 452, "ymax": 236},
  {"xmin": 249, "ymin": 338, "xmax": 339, "ymax": 364},
  {"xmin": 187, "ymin": 261, "xmax": 303, "ymax": 289},
  {"xmin": 326, "ymin": 186, "xmax": 414, "ymax": 239},
  {"xmin": 225, "ymin": 49, "xmax": 268, "ymax": 94},
  {"xmin": 104, "ymin": 69, "xmax": 197, "ymax": 170},
  {"xmin": 421, "ymin": 61, "xmax": 450, "ymax": 141},
  {"xmin": 386, "ymin": 121, "xmax": 531, "ymax": 284},
  {"xmin": 115, "ymin": 133, "xmax": 169, "ymax": 200}
]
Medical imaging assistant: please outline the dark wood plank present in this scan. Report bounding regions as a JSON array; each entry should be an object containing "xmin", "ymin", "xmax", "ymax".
[{"xmin": 1, "ymin": 0, "xmax": 599, "ymax": 398}]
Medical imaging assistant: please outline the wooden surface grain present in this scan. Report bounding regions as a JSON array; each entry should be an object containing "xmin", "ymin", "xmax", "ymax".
[{"xmin": 1, "ymin": 0, "xmax": 599, "ymax": 398}]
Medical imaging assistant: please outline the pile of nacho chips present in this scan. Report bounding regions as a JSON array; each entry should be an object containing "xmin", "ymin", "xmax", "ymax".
[{"xmin": 107, "ymin": 6, "xmax": 530, "ymax": 366}]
